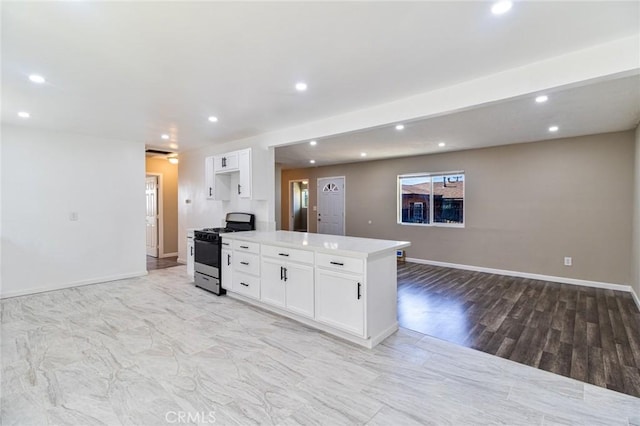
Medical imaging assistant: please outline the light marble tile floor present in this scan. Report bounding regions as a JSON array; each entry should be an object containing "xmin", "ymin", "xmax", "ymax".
[{"xmin": 1, "ymin": 266, "xmax": 638, "ymax": 425}]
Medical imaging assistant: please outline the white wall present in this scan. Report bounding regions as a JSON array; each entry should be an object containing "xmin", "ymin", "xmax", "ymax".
[
  {"xmin": 0, "ymin": 125, "xmax": 146, "ymax": 298},
  {"xmin": 633, "ymin": 124, "xmax": 640, "ymax": 299}
]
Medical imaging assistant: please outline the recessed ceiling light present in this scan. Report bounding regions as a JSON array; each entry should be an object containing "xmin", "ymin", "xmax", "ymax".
[
  {"xmin": 360, "ymin": 152, "xmax": 367, "ymax": 157},
  {"xmin": 168, "ymin": 157, "xmax": 179, "ymax": 165},
  {"xmin": 29, "ymin": 74, "xmax": 45, "ymax": 84},
  {"xmin": 18, "ymin": 111, "xmax": 30, "ymax": 118},
  {"xmin": 169, "ymin": 143, "xmax": 178, "ymax": 149},
  {"xmin": 395, "ymin": 124, "xmax": 405, "ymax": 131},
  {"xmin": 208, "ymin": 116, "xmax": 218, "ymax": 122},
  {"xmin": 161, "ymin": 134, "xmax": 170, "ymax": 140},
  {"xmin": 295, "ymin": 82, "xmax": 308, "ymax": 92},
  {"xmin": 549, "ymin": 126, "xmax": 559, "ymax": 132},
  {"xmin": 309, "ymin": 159, "xmax": 316, "ymax": 164},
  {"xmin": 309, "ymin": 140, "xmax": 317, "ymax": 146},
  {"xmin": 535, "ymin": 95, "xmax": 548, "ymax": 103},
  {"xmin": 438, "ymin": 142, "xmax": 446, "ymax": 147},
  {"xmin": 491, "ymin": 1, "xmax": 512, "ymax": 15}
]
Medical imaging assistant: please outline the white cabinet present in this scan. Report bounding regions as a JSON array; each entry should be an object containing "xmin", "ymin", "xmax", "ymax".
[
  {"xmin": 221, "ymin": 248, "xmax": 233, "ymax": 291},
  {"xmin": 315, "ymin": 268, "xmax": 364, "ymax": 336},
  {"xmin": 204, "ymin": 156, "xmax": 230, "ymax": 200},
  {"xmin": 187, "ymin": 231, "xmax": 195, "ymax": 279},
  {"xmin": 205, "ymin": 156, "xmax": 215, "ymax": 200},
  {"xmin": 229, "ymin": 238, "xmax": 260, "ymax": 300},
  {"xmin": 220, "ymin": 231, "xmax": 407, "ymax": 348},
  {"xmin": 238, "ymin": 148, "xmax": 251, "ymax": 199},
  {"xmin": 261, "ymin": 258, "xmax": 286, "ymax": 308},
  {"xmin": 261, "ymin": 252, "xmax": 315, "ymax": 318},
  {"xmin": 204, "ymin": 148, "xmax": 266, "ymax": 200},
  {"xmin": 214, "ymin": 152, "xmax": 239, "ymax": 173},
  {"xmin": 284, "ymin": 262, "xmax": 314, "ymax": 318}
]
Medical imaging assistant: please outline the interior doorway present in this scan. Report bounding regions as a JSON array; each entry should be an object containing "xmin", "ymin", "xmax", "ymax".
[
  {"xmin": 317, "ymin": 176, "xmax": 345, "ymax": 235},
  {"xmin": 145, "ymin": 174, "xmax": 160, "ymax": 257},
  {"xmin": 289, "ymin": 180, "xmax": 309, "ymax": 232}
]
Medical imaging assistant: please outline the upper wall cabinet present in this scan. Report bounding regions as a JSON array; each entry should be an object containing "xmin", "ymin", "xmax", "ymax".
[
  {"xmin": 214, "ymin": 152, "xmax": 239, "ymax": 173},
  {"xmin": 205, "ymin": 147, "xmax": 267, "ymax": 200}
]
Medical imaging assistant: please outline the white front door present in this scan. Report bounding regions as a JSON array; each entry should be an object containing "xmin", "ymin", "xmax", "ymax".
[
  {"xmin": 145, "ymin": 175, "xmax": 159, "ymax": 257},
  {"xmin": 317, "ymin": 176, "xmax": 345, "ymax": 235}
]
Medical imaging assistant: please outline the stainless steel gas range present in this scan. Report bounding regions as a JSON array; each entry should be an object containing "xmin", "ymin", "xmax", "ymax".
[{"xmin": 194, "ymin": 212, "xmax": 255, "ymax": 295}]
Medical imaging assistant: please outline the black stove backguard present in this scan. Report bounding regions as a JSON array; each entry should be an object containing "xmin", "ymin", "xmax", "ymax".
[{"xmin": 224, "ymin": 212, "xmax": 255, "ymax": 231}]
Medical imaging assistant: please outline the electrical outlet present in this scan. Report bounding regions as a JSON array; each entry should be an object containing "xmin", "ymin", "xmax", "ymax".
[{"xmin": 564, "ymin": 257, "xmax": 572, "ymax": 266}]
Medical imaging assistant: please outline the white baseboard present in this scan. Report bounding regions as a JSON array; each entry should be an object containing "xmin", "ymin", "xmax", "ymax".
[
  {"xmin": 176, "ymin": 257, "xmax": 187, "ymax": 264},
  {"xmin": 160, "ymin": 252, "xmax": 178, "ymax": 258},
  {"xmin": 405, "ymin": 258, "xmax": 632, "ymax": 293},
  {"xmin": 631, "ymin": 288, "xmax": 640, "ymax": 312},
  {"xmin": 0, "ymin": 270, "xmax": 148, "ymax": 299}
]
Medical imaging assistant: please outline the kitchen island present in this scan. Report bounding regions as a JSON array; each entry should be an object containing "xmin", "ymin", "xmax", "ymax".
[{"xmin": 220, "ymin": 230, "xmax": 410, "ymax": 348}]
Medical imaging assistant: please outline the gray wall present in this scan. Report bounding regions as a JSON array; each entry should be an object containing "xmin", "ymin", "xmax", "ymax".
[{"xmin": 281, "ymin": 131, "xmax": 635, "ymax": 285}]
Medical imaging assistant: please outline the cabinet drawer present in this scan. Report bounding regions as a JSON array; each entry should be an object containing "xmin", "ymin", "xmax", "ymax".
[
  {"xmin": 234, "ymin": 252, "xmax": 260, "ymax": 276},
  {"xmin": 233, "ymin": 272, "xmax": 260, "ymax": 299},
  {"xmin": 316, "ymin": 253, "xmax": 364, "ymax": 274},
  {"xmin": 220, "ymin": 238, "xmax": 232, "ymax": 249},
  {"xmin": 233, "ymin": 240, "xmax": 260, "ymax": 254},
  {"xmin": 262, "ymin": 244, "xmax": 314, "ymax": 265}
]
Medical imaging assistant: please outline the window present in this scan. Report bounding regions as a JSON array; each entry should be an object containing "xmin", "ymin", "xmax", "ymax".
[{"xmin": 398, "ymin": 172, "xmax": 464, "ymax": 226}]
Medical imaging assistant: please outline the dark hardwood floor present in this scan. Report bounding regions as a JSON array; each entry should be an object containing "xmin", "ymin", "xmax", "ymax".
[
  {"xmin": 397, "ymin": 261, "xmax": 640, "ymax": 398},
  {"xmin": 146, "ymin": 255, "xmax": 181, "ymax": 271}
]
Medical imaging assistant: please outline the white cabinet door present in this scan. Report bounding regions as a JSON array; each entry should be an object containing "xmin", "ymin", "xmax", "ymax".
[
  {"xmin": 238, "ymin": 148, "xmax": 251, "ymax": 199},
  {"xmin": 214, "ymin": 152, "xmax": 239, "ymax": 173},
  {"xmin": 315, "ymin": 269, "xmax": 364, "ymax": 336},
  {"xmin": 285, "ymin": 263, "xmax": 314, "ymax": 319},
  {"xmin": 187, "ymin": 236, "xmax": 195, "ymax": 279},
  {"xmin": 221, "ymin": 248, "xmax": 233, "ymax": 290},
  {"xmin": 205, "ymin": 156, "xmax": 215, "ymax": 199},
  {"xmin": 261, "ymin": 258, "xmax": 286, "ymax": 308}
]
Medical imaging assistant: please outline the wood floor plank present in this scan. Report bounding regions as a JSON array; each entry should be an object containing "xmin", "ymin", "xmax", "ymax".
[{"xmin": 396, "ymin": 262, "xmax": 640, "ymax": 398}]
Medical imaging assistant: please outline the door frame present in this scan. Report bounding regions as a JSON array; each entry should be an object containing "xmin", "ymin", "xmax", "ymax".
[
  {"xmin": 317, "ymin": 176, "xmax": 346, "ymax": 236},
  {"xmin": 289, "ymin": 179, "xmax": 310, "ymax": 232},
  {"xmin": 146, "ymin": 173, "xmax": 164, "ymax": 258}
]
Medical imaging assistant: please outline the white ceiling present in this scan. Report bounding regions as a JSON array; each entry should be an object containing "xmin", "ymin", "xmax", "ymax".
[{"xmin": 2, "ymin": 1, "xmax": 639, "ymax": 162}]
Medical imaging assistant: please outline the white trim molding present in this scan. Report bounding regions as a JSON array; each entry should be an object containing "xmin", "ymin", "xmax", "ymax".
[
  {"xmin": 0, "ymin": 271, "xmax": 148, "ymax": 299},
  {"xmin": 160, "ymin": 252, "xmax": 178, "ymax": 258},
  {"xmin": 406, "ymin": 258, "xmax": 632, "ymax": 293},
  {"xmin": 631, "ymin": 288, "xmax": 640, "ymax": 312}
]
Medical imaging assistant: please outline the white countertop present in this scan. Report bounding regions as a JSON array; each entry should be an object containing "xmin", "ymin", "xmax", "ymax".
[{"xmin": 221, "ymin": 230, "xmax": 410, "ymax": 258}]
